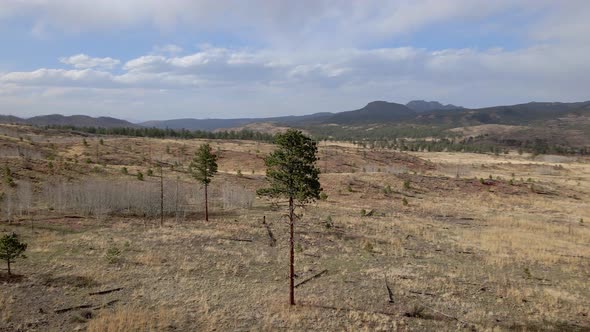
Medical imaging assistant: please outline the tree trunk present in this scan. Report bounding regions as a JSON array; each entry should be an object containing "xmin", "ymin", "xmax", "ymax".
[
  {"xmin": 7, "ymin": 259, "xmax": 11, "ymax": 276},
  {"xmin": 160, "ymin": 167, "xmax": 164, "ymax": 227},
  {"xmin": 289, "ymin": 195, "xmax": 295, "ymax": 305},
  {"xmin": 205, "ymin": 183, "xmax": 209, "ymax": 221},
  {"xmin": 175, "ymin": 176, "xmax": 179, "ymax": 223}
]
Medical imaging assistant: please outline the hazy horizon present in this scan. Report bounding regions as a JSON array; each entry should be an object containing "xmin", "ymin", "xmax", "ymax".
[{"xmin": 1, "ymin": 1, "xmax": 589, "ymax": 120}]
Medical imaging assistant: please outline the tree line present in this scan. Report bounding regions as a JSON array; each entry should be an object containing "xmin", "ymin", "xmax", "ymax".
[
  {"xmin": 45, "ymin": 125, "xmax": 276, "ymax": 142},
  {"xmin": 352, "ymin": 136, "xmax": 589, "ymax": 155}
]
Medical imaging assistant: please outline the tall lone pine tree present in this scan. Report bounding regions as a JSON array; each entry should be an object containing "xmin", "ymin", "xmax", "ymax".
[
  {"xmin": 191, "ymin": 143, "xmax": 218, "ymax": 221},
  {"xmin": 258, "ymin": 130, "xmax": 322, "ymax": 305}
]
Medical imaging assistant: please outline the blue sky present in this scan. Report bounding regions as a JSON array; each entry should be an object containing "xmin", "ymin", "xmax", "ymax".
[{"xmin": 0, "ymin": 1, "xmax": 589, "ymax": 121}]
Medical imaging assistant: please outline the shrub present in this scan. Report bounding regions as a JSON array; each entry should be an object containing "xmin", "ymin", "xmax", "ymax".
[
  {"xmin": 83, "ymin": 138, "xmax": 89, "ymax": 146},
  {"xmin": 4, "ymin": 166, "xmax": 16, "ymax": 187},
  {"xmin": 403, "ymin": 180, "xmax": 411, "ymax": 190},
  {"xmin": 360, "ymin": 209, "xmax": 366, "ymax": 217},
  {"xmin": 147, "ymin": 169, "xmax": 154, "ymax": 177},
  {"xmin": 319, "ymin": 192, "xmax": 328, "ymax": 201},
  {"xmin": 383, "ymin": 185, "xmax": 392, "ymax": 196},
  {"xmin": 121, "ymin": 167, "xmax": 128, "ymax": 175},
  {"xmin": 324, "ymin": 215, "xmax": 333, "ymax": 229},
  {"xmin": 236, "ymin": 169, "xmax": 243, "ymax": 177},
  {"xmin": 105, "ymin": 246, "xmax": 121, "ymax": 264},
  {"xmin": 99, "ymin": 138, "xmax": 104, "ymax": 145},
  {"xmin": 137, "ymin": 171, "xmax": 144, "ymax": 181},
  {"xmin": 402, "ymin": 197, "xmax": 408, "ymax": 206}
]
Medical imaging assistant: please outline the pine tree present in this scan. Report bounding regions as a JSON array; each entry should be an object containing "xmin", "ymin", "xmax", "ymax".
[
  {"xmin": 190, "ymin": 143, "xmax": 218, "ymax": 221},
  {"xmin": 257, "ymin": 129, "xmax": 322, "ymax": 305},
  {"xmin": 0, "ymin": 233, "xmax": 27, "ymax": 276}
]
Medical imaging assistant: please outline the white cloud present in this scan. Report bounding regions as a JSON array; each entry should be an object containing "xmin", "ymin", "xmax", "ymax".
[
  {"xmin": 2, "ymin": 42, "xmax": 590, "ymax": 120},
  {"xmin": 1, "ymin": 68, "xmax": 114, "ymax": 87},
  {"xmin": 59, "ymin": 54, "xmax": 121, "ymax": 69}
]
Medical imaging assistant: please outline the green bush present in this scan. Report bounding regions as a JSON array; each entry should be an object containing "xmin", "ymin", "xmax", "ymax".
[
  {"xmin": 105, "ymin": 246, "xmax": 121, "ymax": 264},
  {"xmin": 403, "ymin": 180, "xmax": 411, "ymax": 190}
]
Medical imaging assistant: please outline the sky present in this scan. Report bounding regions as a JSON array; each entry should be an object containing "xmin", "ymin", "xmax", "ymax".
[{"xmin": 0, "ymin": 1, "xmax": 589, "ymax": 121}]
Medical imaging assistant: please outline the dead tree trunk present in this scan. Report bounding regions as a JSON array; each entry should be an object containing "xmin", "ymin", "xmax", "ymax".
[
  {"xmin": 289, "ymin": 195, "xmax": 295, "ymax": 305},
  {"xmin": 204, "ymin": 183, "xmax": 209, "ymax": 221},
  {"xmin": 159, "ymin": 166, "xmax": 164, "ymax": 227},
  {"xmin": 175, "ymin": 176, "xmax": 179, "ymax": 223}
]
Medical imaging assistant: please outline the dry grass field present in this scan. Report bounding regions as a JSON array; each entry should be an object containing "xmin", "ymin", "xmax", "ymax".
[{"xmin": 0, "ymin": 124, "xmax": 589, "ymax": 331}]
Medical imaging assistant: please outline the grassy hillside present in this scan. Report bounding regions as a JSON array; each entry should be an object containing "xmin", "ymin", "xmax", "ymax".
[{"xmin": 0, "ymin": 124, "xmax": 589, "ymax": 330}]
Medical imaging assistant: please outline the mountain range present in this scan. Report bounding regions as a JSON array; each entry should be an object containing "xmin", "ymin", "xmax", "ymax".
[{"xmin": 1, "ymin": 100, "xmax": 589, "ymax": 131}]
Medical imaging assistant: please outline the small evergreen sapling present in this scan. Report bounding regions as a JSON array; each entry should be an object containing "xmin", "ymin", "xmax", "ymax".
[
  {"xmin": 0, "ymin": 233, "xmax": 27, "ymax": 276},
  {"xmin": 190, "ymin": 143, "xmax": 218, "ymax": 221}
]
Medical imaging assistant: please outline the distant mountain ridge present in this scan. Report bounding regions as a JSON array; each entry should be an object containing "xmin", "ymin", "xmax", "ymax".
[
  {"xmin": 0, "ymin": 114, "xmax": 138, "ymax": 128},
  {"xmin": 406, "ymin": 100, "xmax": 464, "ymax": 112},
  {"xmin": 326, "ymin": 101, "xmax": 416, "ymax": 124},
  {"xmin": 2, "ymin": 100, "xmax": 589, "ymax": 131},
  {"xmin": 139, "ymin": 112, "xmax": 332, "ymax": 131}
]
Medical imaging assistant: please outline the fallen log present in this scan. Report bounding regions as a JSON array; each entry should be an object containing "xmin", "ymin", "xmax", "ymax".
[
  {"xmin": 409, "ymin": 290, "xmax": 436, "ymax": 297},
  {"xmin": 89, "ymin": 287, "xmax": 123, "ymax": 296},
  {"xmin": 220, "ymin": 238, "xmax": 253, "ymax": 242},
  {"xmin": 55, "ymin": 304, "xmax": 93, "ymax": 314},
  {"xmin": 295, "ymin": 269, "xmax": 328, "ymax": 288}
]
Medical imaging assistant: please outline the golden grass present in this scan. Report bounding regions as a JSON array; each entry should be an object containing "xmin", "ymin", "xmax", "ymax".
[
  {"xmin": 1, "ymin": 132, "xmax": 589, "ymax": 330},
  {"xmin": 87, "ymin": 307, "xmax": 178, "ymax": 332}
]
